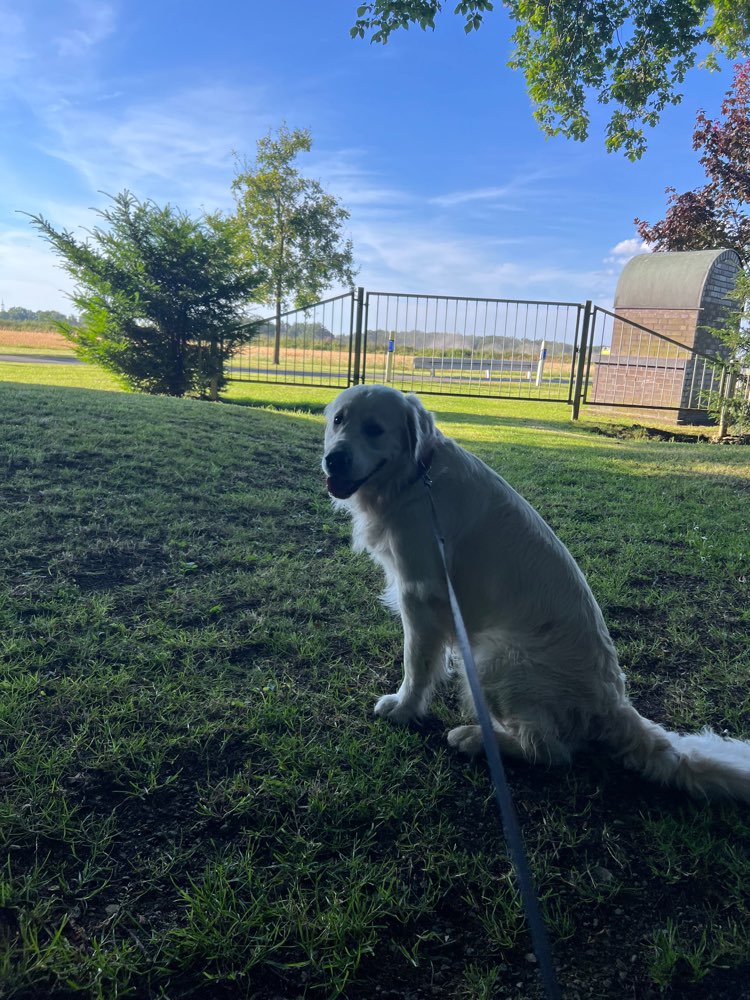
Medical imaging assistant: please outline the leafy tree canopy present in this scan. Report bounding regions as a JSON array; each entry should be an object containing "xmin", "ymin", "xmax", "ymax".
[
  {"xmin": 0, "ymin": 306, "xmax": 78, "ymax": 326},
  {"xmin": 352, "ymin": 1, "xmax": 750, "ymax": 158},
  {"xmin": 227, "ymin": 124, "xmax": 357, "ymax": 363},
  {"xmin": 29, "ymin": 191, "xmax": 262, "ymax": 398},
  {"xmin": 636, "ymin": 60, "xmax": 750, "ymax": 265}
]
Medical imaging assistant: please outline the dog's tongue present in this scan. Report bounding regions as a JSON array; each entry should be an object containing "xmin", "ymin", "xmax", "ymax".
[{"xmin": 326, "ymin": 476, "xmax": 355, "ymax": 500}]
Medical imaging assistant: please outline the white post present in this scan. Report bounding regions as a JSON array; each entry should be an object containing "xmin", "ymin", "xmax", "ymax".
[
  {"xmin": 535, "ymin": 340, "xmax": 547, "ymax": 387},
  {"xmin": 385, "ymin": 335, "xmax": 395, "ymax": 383}
]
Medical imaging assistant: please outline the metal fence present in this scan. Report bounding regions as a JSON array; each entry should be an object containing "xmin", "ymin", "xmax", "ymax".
[
  {"xmin": 230, "ymin": 291, "xmax": 358, "ymax": 389},
  {"xmin": 228, "ymin": 288, "xmax": 732, "ymax": 420},
  {"xmin": 584, "ymin": 306, "xmax": 724, "ymax": 416},
  {"xmin": 230, "ymin": 289, "xmax": 585, "ymax": 404}
]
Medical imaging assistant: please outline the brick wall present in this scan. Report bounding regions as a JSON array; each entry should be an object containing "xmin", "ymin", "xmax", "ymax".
[
  {"xmin": 612, "ymin": 309, "xmax": 699, "ymax": 352},
  {"xmin": 695, "ymin": 254, "xmax": 739, "ymax": 358}
]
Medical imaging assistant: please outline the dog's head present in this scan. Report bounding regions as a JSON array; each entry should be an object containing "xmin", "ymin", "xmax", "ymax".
[{"xmin": 322, "ymin": 385, "xmax": 436, "ymax": 500}]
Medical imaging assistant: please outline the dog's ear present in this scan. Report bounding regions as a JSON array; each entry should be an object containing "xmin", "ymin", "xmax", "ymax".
[{"xmin": 404, "ymin": 393, "xmax": 436, "ymax": 467}]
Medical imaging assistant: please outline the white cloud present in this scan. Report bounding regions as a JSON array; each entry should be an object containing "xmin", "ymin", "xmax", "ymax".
[{"xmin": 605, "ymin": 237, "xmax": 651, "ymax": 266}]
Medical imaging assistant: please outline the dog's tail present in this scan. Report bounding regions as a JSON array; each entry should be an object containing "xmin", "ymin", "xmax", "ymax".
[{"xmin": 602, "ymin": 702, "xmax": 750, "ymax": 802}]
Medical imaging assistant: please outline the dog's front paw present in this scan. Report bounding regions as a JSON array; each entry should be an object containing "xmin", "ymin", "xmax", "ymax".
[
  {"xmin": 447, "ymin": 724, "xmax": 484, "ymax": 755},
  {"xmin": 374, "ymin": 692, "xmax": 421, "ymax": 726}
]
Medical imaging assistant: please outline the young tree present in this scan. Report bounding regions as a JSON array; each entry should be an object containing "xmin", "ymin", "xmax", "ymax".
[
  {"xmin": 228, "ymin": 125, "xmax": 357, "ymax": 364},
  {"xmin": 702, "ymin": 270, "xmax": 750, "ymax": 437},
  {"xmin": 351, "ymin": 2, "xmax": 750, "ymax": 159},
  {"xmin": 29, "ymin": 192, "xmax": 262, "ymax": 399},
  {"xmin": 636, "ymin": 60, "xmax": 750, "ymax": 265}
]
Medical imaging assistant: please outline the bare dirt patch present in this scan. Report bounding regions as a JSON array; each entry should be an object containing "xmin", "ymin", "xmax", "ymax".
[{"xmin": 587, "ymin": 422, "xmax": 713, "ymax": 444}]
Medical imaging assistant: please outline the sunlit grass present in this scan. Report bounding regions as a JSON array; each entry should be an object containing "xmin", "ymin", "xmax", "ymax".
[{"xmin": 0, "ymin": 362, "xmax": 125, "ymax": 392}]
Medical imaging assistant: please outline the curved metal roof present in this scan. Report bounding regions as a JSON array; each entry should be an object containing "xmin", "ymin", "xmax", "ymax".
[{"xmin": 614, "ymin": 249, "xmax": 741, "ymax": 310}]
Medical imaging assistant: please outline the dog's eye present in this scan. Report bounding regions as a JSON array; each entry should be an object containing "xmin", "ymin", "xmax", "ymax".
[
  {"xmin": 333, "ymin": 412, "xmax": 343, "ymax": 426},
  {"xmin": 363, "ymin": 420, "xmax": 384, "ymax": 438}
]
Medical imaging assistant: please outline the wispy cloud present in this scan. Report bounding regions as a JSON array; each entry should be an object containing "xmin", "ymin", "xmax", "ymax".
[
  {"xmin": 54, "ymin": 0, "xmax": 117, "ymax": 59},
  {"xmin": 348, "ymin": 217, "xmax": 605, "ymax": 302},
  {"xmin": 430, "ymin": 168, "xmax": 560, "ymax": 209},
  {"xmin": 0, "ymin": 0, "xmax": 117, "ymax": 90},
  {"xmin": 2, "ymin": 3, "xmax": 255, "ymax": 210},
  {"xmin": 0, "ymin": 3, "xmax": 31, "ymax": 81},
  {"xmin": 308, "ymin": 149, "xmax": 415, "ymax": 211},
  {"xmin": 35, "ymin": 86, "xmax": 272, "ymax": 212}
]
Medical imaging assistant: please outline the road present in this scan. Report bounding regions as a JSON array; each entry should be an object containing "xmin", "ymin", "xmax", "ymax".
[{"xmin": 0, "ymin": 353, "xmax": 85, "ymax": 365}]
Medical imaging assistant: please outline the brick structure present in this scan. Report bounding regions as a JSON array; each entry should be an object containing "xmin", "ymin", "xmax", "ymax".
[{"xmin": 592, "ymin": 249, "xmax": 741, "ymax": 422}]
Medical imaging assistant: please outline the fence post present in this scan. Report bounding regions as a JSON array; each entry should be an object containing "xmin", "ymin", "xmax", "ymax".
[
  {"xmin": 351, "ymin": 287, "xmax": 365, "ymax": 385},
  {"xmin": 385, "ymin": 334, "xmax": 396, "ymax": 382},
  {"xmin": 718, "ymin": 366, "xmax": 736, "ymax": 440},
  {"xmin": 535, "ymin": 339, "xmax": 547, "ymax": 387},
  {"xmin": 571, "ymin": 300, "xmax": 592, "ymax": 420}
]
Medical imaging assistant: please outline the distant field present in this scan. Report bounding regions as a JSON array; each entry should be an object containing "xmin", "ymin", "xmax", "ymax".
[{"xmin": 0, "ymin": 326, "xmax": 72, "ymax": 352}]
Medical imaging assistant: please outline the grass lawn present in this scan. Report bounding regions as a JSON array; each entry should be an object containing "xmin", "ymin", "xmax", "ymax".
[
  {"xmin": 0, "ymin": 373, "xmax": 749, "ymax": 999},
  {"xmin": 0, "ymin": 360, "xmax": 124, "ymax": 393}
]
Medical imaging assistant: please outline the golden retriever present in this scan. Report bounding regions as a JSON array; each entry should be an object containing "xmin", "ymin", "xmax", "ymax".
[{"xmin": 322, "ymin": 384, "xmax": 750, "ymax": 801}]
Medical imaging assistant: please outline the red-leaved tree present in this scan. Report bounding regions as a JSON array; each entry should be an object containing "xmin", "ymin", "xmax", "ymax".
[{"xmin": 636, "ymin": 61, "xmax": 750, "ymax": 266}]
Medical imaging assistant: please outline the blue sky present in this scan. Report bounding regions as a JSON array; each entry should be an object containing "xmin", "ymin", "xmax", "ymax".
[{"xmin": 0, "ymin": 0, "xmax": 736, "ymax": 314}]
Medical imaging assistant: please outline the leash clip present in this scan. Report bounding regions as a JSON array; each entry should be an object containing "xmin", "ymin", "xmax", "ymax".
[{"xmin": 419, "ymin": 458, "xmax": 433, "ymax": 489}]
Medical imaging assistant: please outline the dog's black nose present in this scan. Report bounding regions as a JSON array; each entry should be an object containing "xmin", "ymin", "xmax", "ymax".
[{"xmin": 325, "ymin": 449, "xmax": 350, "ymax": 477}]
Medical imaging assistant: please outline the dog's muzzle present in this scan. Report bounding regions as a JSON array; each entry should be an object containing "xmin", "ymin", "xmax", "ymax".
[{"xmin": 324, "ymin": 449, "xmax": 386, "ymax": 499}]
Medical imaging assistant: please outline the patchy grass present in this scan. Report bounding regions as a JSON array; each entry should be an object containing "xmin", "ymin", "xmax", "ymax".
[{"xmin": 0, "ymin": 381, "xmax": 748, "ymax": 999}]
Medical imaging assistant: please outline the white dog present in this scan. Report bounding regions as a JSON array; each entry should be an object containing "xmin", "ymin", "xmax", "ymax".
[{"xmin": 322, "ymin": 384, "xmax": 750, "ymax": 802}]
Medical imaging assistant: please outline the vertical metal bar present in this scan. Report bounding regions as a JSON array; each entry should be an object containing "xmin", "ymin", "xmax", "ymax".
[
  {"xmin": 567, "ymin": 306, "xmax": 582, "ymax": 404},
  {"xmin": 346, "ymin": 290, "xmax": 355, "ymax": 385},
  {"xmin": 719, "ymin": 367, "xmax": 736, "ymax": 438},
  {"xmin": 361, "ymin": 291, "xmax": 370, "ymax": 384},
  {"xmin": 351, "ymin": 286, "xmax": 365, "ymax": 385},
  {"xmin": 571, "ymin": 300, "xmax": 592, "ymax": 420}
]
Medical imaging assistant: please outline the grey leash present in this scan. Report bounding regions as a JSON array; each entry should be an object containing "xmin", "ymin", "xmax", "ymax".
[{"xmin": 422, "ymin": 468, "xmax": 562, "ymax": 1000}]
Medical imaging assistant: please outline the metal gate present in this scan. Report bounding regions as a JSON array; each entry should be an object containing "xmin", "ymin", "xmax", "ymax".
[
  {"xmin": 229, "ymin": 289, "xmax": 727, "ymax": 419},
  {"xmin": 582, "ymin": 305, "xmax": 724, "ymax": 418},
  {"xmin": 362, "ymin": 291, "xmax": 583, "ymax": 402},
  {"xmin": 231, "ymin": 288, "xmax": 585, "ymax": 404}
]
